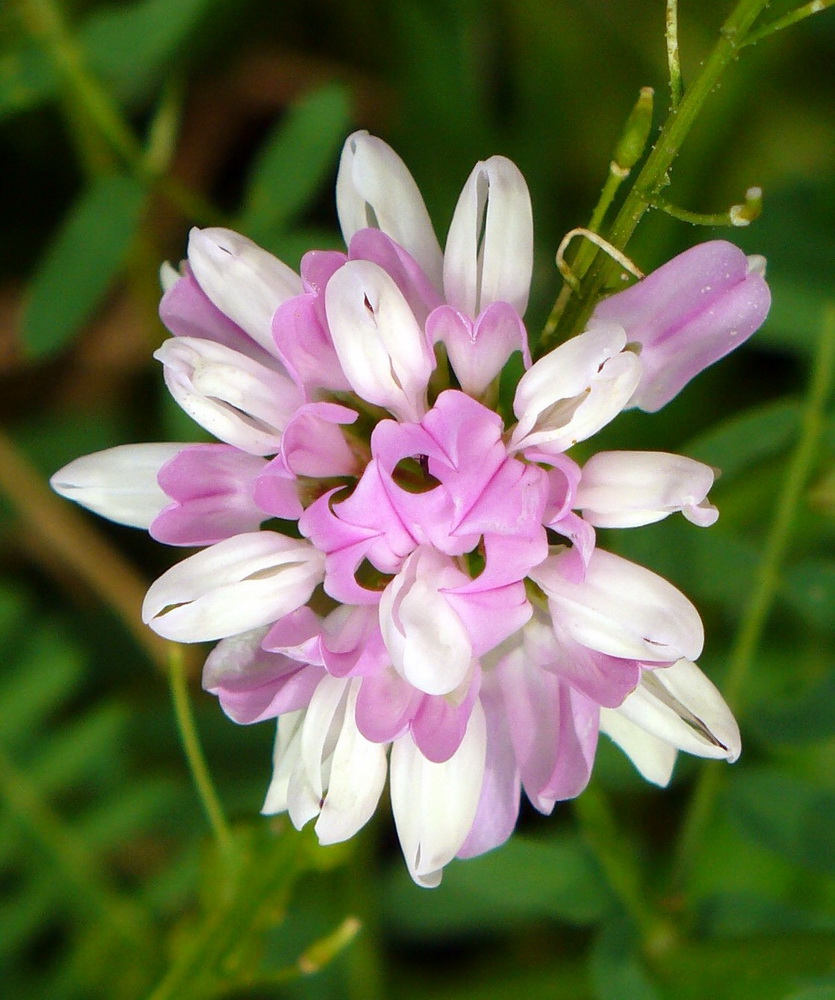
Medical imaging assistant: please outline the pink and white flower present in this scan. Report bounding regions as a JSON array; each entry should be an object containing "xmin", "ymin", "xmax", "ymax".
[{"xmin": 51, "ymin": 131, "xmax": 766, "ymax": 886}]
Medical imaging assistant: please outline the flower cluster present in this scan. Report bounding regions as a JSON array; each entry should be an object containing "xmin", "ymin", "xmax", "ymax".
[{"xmin": 52, "ymin": 132, "xmax": 770, "ymax": 886}]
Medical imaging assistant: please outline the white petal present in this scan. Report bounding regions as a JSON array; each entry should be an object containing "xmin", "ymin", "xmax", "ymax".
[
  {"xmin": 618, "ymin": 659, "xmax": 740, "ymax": 761},
  {"xmin": 379, "ymin": 550, "xmax": 473, "ymax": 697},
  {"xmin": 336, "ymin": 131, "xmax": 443, "ymax": 289},
  {"xmin": 325, "ymin": 259, "xmax": 433, "ymax": 421},
  {"xmin": 533, "ymin": 548, "xmax": 704, "ymax": 663},
  {"xmin": 510, "ymin": 325, "xmax": 641, "ymax": 453},
  {"xmin": 315, "ymin": 680, "xmax": 388, "ymax": 845},
  {"xmin": 142, "ymin": 532, "xmax": 325, "ymax": 642},
  {"xmin": 444, "ymin": 156, "xmax": 533, "ymax": 316},
  {"xmin": 50, "ymin": 443, "xmax": 184, "ymax": 527},
  {"xmin": 155, "ymin": 337, "xmax": 300, "ymax": 455},
  {"xmin": 262, "ymin": 712, "xmax": 305, "ymax": 815},
  {"xmin": 187, "ymin": 228, "xmax": 301, "ymax": 354},
  {"xmin": 599, "ymin": 708, "xmax": 678, "ymax": 786},
  {"xmin": 390, "ymin": 701, "xmax": 486, "ymax": 887},
  {"xmin": 576, "ymin": 451, "xmax": 717, "ymax": 528}
]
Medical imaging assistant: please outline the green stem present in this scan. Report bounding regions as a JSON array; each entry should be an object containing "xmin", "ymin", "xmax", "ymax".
[
  {"xmin": 168, "ymin": 645, "xmax": 234, "ymax": 857},
  {"xmin": 671, "ymin": 305, "xmax": 835, "ymax": 890},
  {"xmin": 742, "ymin": 0, "xmax": 835, "ymax": 47},
  {"xmin": 19, "ymin": 0, "xmax": 224, "ymax": 225},
  {"xmin": 540, "ymin": 0, "xmax": 772, "ymax": 353},
  {"xmin": 666, "ymin": 0, "xmax": 683, "ymax": 110},
  {"xmin": 574, "ymin": 786, "xmax": 675, "ymax": 952}
]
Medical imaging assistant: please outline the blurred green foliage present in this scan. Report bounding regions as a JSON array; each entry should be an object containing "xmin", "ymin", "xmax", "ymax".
[{"xmin": 1, "ymin": 0, "xmax": 835, "ymax": 998}]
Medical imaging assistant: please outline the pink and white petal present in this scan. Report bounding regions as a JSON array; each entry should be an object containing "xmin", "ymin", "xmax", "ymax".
[
  {"xmin": 313, "ymin": 680, "xmax": 389, "ymax": 845},
  {"xmin": 456, "ymin": 685, "xmax": 521, "ymax": 859},
  {"xmin": 155, "ymin": 337, "xmax": 302, "ymax": 455},
  {"xmin": 151, "ymin": 493, "xmax": 267, "ymax": 547},
  {"xmin": 356, "ymin": 668, "xmax": 421, "ymax": 743},
  {"xmin": 427, "ymin": 302, "xmax": 529, "ymax": 397},
  {"xmin": 142, "ymin": 532, "xmax": 324, "ymax": 642},
  {"xmin": 202, "ymin": 627, "xmax": 322, "ymax": 723},
  {"xmin": 349, "ymin": 228, "xmax": 443, "ymax": 324},
  {"xmin": 187, "ymin": 228, "xmax": 301, "ymax": 355},
  {"xmin": 533, "ymin": 548, "xmax": 704, "ymax": 663},
  {"xmin": 444, "ymin": 156, "xmax": 533, "ymax": 317},
  {"xmin": 510, "ymin": 325, "xmax": 640, "ymax": 453},
  {"xmin": 379, "ymin": 548, "xmax": 473, "ymax": 696},
  {"xmin": 272, "ymin": 293, "xmax": 351, "ymax": 394},
  {"xmin": 390, "ymin": 700, "xmax": 487, "ymax": 887},
  {"xmin": 325, "ymin": 260, "xmax": 434, "ymax": 421},
  {"xmin": 336, "ymin": 131, "xmax": 443, "ymax": 290},
  {"xmin": 160, "ymin": 267, "xmax": 272, "ymax": 364},
  {"xmin": 576, "ymin": 451, "xmax": 717, "ymax": 528},
  {"xmin": 599, "ymin": 708, "xmax": 678, "ymax": 787},
  {"xmin": 545, "ymin": 614, "xmax": 642, "ymax": 708},
  {"xmin": 618, "ymin": 659, "xmax": 741, "ymax": 761},
  {"xmin": 410, "ymin": 664, "xmax": 481, "ymax": 763},
  {"xmin": 51, "ymin": 443, "xmax": 183, "ymax": 528},
  {"xmin": 261, "ymin": 712, "xmax": 306, "ymax": 816},
  {"xmin": 278, "ymin": 402, "xmax": 359, "ymax": 479}
]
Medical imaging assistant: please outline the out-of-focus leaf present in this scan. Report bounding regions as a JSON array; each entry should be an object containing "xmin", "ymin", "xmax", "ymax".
[
  {"xmin": 384, "ymin": 832, "xmax": 611, "ymax": 936},
  {"xmin": 590, "ymin": 922, "xmax": 661, "ymax": 1000},
  {"xmin": 0, "ymin": 43, "xmax": 56, "ymax": 120},
  {"xmin": 81, "ymin": 0, "xmax": 217, "ymax": 102},
  {"xmin": 21, "ymin": 173, "xmax": 145, "ymax": 357},
  {"xmin": 750, "ymin": 668, "xmax": 835, "ymax": 745},
  {"xmin": 686, "ymin": 400, "xmax": 800, "ymax": 481},
  {"xmin": 702, "ymin": 891, "xmax": 835, "ymax": 937},
  {"xmin": 239, "ymin": 83, "xmax": 352, "ymax": 239},
  {"xmin": 781, "ymin": 557, "xmax": 835, "ymax": 632},
  {"xmin": 786, "ymin": 985, "xmax": 835, "ymax": 1000},
  {"xmin": 727, "ymin": 770, "xmax": 835, "ymax": 875}
]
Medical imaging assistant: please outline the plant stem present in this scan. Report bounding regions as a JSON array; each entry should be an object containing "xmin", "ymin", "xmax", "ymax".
[
  {"xmin": 574, "ymin": 786, "xmax": 675, "ymax": 952},
  {"xmin": 168, "ymin": 645, "xmax": 234, "ymax": 857},
  {"xmin": 671, "ymin": 305, "xmax": 835, "ymax": 890},
  {"xmin": 540, "ymin": 0, "xmax": 772, "ymax": 353},
  {"xmin": 19, "ymin": 0, "xmax": 224, "ymax": 226},
  {"xmin": 742, "ymin": 0, "xmax": 835, "ymax": 47}
]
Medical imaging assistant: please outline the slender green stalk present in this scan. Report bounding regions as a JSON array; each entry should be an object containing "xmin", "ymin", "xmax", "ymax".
[
  {"xmin": 19, "ymin": 0, "xmax": 224, "ymax": 226},
  {"xmin": 671, "ymin": 306, "xmax": 835, "ymax": 889},
  {"xmin": 169, "ymin": 645, "xmax": 234, "ymax": 857},
  {"xmin": 540, "ymin": 0, "xmax": 772, "ymax": 355},
  {"xmin": 574, "ymin": 786, "xmax": 675, "ymax": 952},
  {"xmin": 666, "ymin": 0, "xmax": 683, "ymax": 110},
  {"xmin": 742, "ymin": 0, "xmax": 835, "ymax": 47}
]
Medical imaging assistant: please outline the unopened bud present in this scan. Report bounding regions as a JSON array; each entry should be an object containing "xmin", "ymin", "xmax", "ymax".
[{"xmin": 613, "ymin": 87, "xmax": 655, "ymax": 172}]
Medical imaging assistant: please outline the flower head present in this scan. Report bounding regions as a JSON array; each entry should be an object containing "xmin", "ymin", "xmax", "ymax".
[{"xmin": 51, "ymin": 131, "xmax": 764, "ymax": 886}]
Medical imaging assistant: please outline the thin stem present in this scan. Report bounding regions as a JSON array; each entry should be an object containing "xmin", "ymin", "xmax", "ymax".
[
  {"xmin": 666, "ymin": 0, "xmax": 683, "ymax": 110},
  {"xmin": 574, "ymin": 786, "xmax": 675, "ymax": 951},
  {"xmin": 19, "ymin": 0, "xmax": 225, "ymax": 226},
  {"xmin": 168, "ymin": 645, "xmax": 234, "ymax": 856},
  {"xmin": 544, "ymin": 0, "xmax": 772, "ymax": 348},
  {"xmin": 742, "ymin": 0, "xmax": 835, "ymax": 47},
  {"xmin": 671, "ymin": 305, "xmax": 835, "ymax": 889}
]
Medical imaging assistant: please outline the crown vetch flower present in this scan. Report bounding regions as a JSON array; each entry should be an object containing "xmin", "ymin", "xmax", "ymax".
[{"xmin": 52, "ymin": 131, "xmax": 763, "ymax": 886}]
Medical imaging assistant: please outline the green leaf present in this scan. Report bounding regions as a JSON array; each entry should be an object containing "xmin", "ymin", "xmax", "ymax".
[
  {"xmin": 590, "ymin": 922, "xmax": 662, "ymax": 1000},
  {"xmin": 21, "ymin": 173, "xmax": 145, "ymax": 358},
  {"xmin": 686, "ymin": 399, "xmax": 800, "ymax": 482},
  {"xmin": 81, "ymin": 0, "xmax": 217, "ymax": 103},
  {"xmin": 383, "ymin": 832, "xmax": 611, "ymax": 937},
  {"xmin": 727, "ymin": 770, "xmax": 835, "ymax": 875},
  {"xmin": 239, "ymin": 83, "xmax": 352, "ymax": 239},
  {"xmin": 750, "ymin": 668, "xmax": 835, "ymax": 745},
  {"xmin": 781, "ymin": 557, "xmax": 835, "ymax": 632},
  {"xmin": 0, "ymin": 42, "xmax": 56, "ymax": 120}
]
